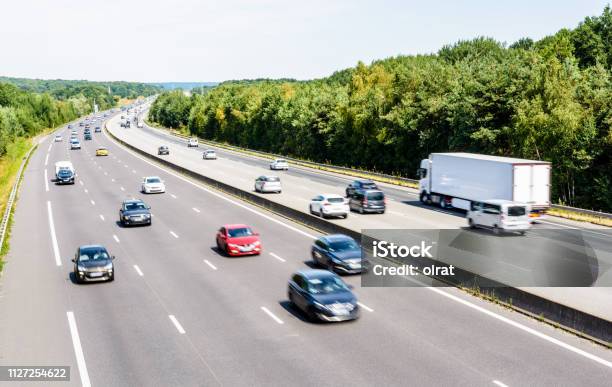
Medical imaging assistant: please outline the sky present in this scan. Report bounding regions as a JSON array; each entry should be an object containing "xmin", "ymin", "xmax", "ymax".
[{"xmin": 0, "ymin": 0, "xmax": 608, "ymax": 83}]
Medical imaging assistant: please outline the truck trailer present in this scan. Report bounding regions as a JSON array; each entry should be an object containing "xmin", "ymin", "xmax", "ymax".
[{"xmin": 417, "ymin": 153, "xmax": 551, "ymax": 215}]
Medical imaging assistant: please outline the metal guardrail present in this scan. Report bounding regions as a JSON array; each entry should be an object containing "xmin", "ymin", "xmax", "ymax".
[
  {"xmin": 0, "ymin": 144, "xmax": 37, "ymax": 251},
  {"xmin": 550, "ymin": 204, "xmax": 612, "ymax": 220}
]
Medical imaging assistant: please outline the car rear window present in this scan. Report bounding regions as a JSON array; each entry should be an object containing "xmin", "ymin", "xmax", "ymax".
[
  {"xmin": 507, "ymin": 206, "xmax": 527, "ymax": 217},
  {"xmin": 327, "ymin": 197, "xmax": 344, "ymax": 203},
  {"xmin": 265, "ymin": 177, "xmax": 280, "ymax": 182},
  {"xmin": 367, "ymin": 192, "xmax": 384, "ymax": 200}
]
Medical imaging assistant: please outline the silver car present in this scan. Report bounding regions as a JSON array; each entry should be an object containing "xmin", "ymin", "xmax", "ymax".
[{"xmin": 254, "ymin": 175, "xmax": 281, "ymax": 193}]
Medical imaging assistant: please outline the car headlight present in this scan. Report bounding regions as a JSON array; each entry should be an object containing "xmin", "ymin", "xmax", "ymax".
[
  {"xmin": 124, "ymin": 216, "xmax": 130, "ymax": 220},
  {"xmin": 228, "ymin": 243, "xmax": 239, "ymax": 248},
  {"xmin": 144, "ymin": 214, "xmax": 151, "ymax": 218},
  {"xmin": 104, "ymin": 263, "xmax": 113, "ymax": 270},
  {"xmin": 253, "ymin": 241, "xmax": 261, "ymax": 246},
  {"xmin": 77, "ymin": 265, "xmax": 86, "ymax": 272},
  {"xmin": 313, "ymin": 301, "xmax": 329, "ymax": 311}
]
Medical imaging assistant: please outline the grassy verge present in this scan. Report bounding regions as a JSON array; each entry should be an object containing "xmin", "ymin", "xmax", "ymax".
[
  {"xmin": 548, "ymin": 208, "xmax": 612, "ymax": 227},
  {"xmin": 0, "ymin": 137, "xmax": 33, "ymax": 270}
]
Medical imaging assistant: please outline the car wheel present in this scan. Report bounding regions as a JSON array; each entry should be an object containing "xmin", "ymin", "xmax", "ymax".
[
  {"xmin": 288, "ymin": 291, "xmax": 295, "ymax": 305},
  {"xmin": 74, "ymin": 273, "xmax": 82, "ymax": 284},
  {"xmin": 342, "ymin": 213, "xmax": 348, "ymax": 219},
  {"xmin": 468, "ymin": 218, "xmax": 475, "ymax": 229},
  {"xmin": 108, "ymin": 274, "xmax": 115, "ymax": 282},
  {"xmin": 319, "ymin": 209, "xmax": 325, "ymax": 218},
  {"xmin": 519, "ymin": 231, "xmax": 526, "ymax": 236},
  {"xmin": 493, "ymin": 225, "xmax": 500, "ymax": 235},
  {"xmin": 379, "ymin": 210, "xmax": 385, "ymax": 214},
  {"xmin": 345, "ymin": 189, "xmax": 350, "ymax": 198},
  {"xmin": 359, "ymin": 206, "xmax": 364, "ymax": 214}
]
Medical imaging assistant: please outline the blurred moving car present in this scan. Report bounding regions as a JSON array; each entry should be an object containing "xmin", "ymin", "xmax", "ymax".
[
  {"xmin": 54, "ymin": 135, "xmax": 63, "ymax": 142},
  {"xmin": 216, "ymin": 224, "xmax": 261, "ymax": 256},
  {"xmin": 309, "ymin": 194, "xmax": 349, "ymax": 219},
  {"xmin": 311, "ymin": 234, "xmax": 363, "ymax": 274},
  {"xmin": 95, "ymin": 126, "xmax": 101, "ymax": 133},
  {"xmin": 467, "ymin": 200, "xmax": 531, "ymax": 235},
  {"xmin": 141, "ymin": 176, "xmax": 165, "ymax": 194},
  {"xmin": 70, "ymin": 139, "xmax": 81, "ymax": 150},
  {"xmin": 203, "ymin": 149, "xmax": 217, "ymax": 159},
  {"xmin": 348, "ymin": 189, "xmax": 386, "ymax": 214},
  {"xmin": 72, "ymin": 245, "xmax": 115, "ymax": 283},
  {"xmin": 84, "ymin": 133, "xmax": 92, "ymax": 141},
  {"xmin": 119, "ymin": 199, "xmax": 152, "ymax": 226},
  {"xmin": 345, "ymin": 179, "xmax": 378, "ymax": 197},
  {"xmin": 287, "ymin": 269, "xmax": 359, "ymax": 322},
  {"xmin": 55, "ymin": 161, "xmax": 76, "ymax": 185},
  {"xmin": 270, "ymin": 158, "xmax": 289, "ymax": 170},
  {"xmin": 96, "ymin": 147, "xmax": 108, "ymax": 156},
  {"xmin": 254, "ymin": 175, "xmax": 281, "ymax": 193},
  {"xmin": 158, "ymin": 145, "xmax": 170, "ymax": 155},
  {"xmin": 187, "ymin": 138, "xmax": 199, "ymax": 147}
]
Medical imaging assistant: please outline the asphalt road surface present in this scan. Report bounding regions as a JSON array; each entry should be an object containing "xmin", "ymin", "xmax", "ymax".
[{"xmin": 0, "ymin": 114, "xmax": 610, "ymax": 386}]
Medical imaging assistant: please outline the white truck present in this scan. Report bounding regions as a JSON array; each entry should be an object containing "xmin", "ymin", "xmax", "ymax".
[
  {"xmin": 55, "ymin": 161, "xmax": 76, "ymax": 185},
  {"xmin": 417, "ymin": 153, "xmax": 551, "ymax": 216}
]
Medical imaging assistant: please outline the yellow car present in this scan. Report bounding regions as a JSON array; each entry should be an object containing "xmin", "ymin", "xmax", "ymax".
[{"xmin": 96, "ymin": 147, "xmax": 109, "ymax": 156}]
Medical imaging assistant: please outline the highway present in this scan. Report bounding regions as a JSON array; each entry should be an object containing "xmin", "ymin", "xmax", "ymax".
[
  {"xmin": 108, "ymin": 111, "xmax": 612, "ymax": 322},
  {"xmin": 0, "ymin": 112, "xmax": 610, "ymax": 386}
]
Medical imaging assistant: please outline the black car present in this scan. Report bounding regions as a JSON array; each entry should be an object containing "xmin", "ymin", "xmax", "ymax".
[
  {"xmin": 119, "ymin": 199, "xmax": 152, "ymax": 226},
  {"xmin": 56, "ymin": 169, "xmax": 75, "ymax": 184},
  {"xmin": 72, "ymin": 245, "xmax": 115, "ymax": 283},
  {"xmin": 288, "ymin": 270, "xmax": 359, "ymax": 322},
  {"xmin": 84, "ymin": 133, "xmax": 92, "ymax": 140},
  {"xmin": 348, "ymin": 189, "xmax": 386, "ymax": 214},
  {"xmin": 345, "ymin": 179, "xmax": 378, "ymax": 197},
  {"xmin": 158, "ymin": 146, "xmax": 170, "ymax": 155},
  {"xmin": 311, "ymin": 234, "xmax": 363, "ymax": 274}
]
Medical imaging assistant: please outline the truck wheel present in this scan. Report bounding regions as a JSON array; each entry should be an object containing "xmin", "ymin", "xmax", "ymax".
[
  {"xmin": 440, "ymin": 198, "xmax": 447, "ymax": 209},
  {"xmin": 420, "ymin": 192, "xmax": 429, "ymax": 204}
]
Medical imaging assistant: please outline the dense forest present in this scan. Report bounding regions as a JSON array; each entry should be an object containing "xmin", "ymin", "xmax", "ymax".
[
  {"xmin": 149, "ymin": 7, "xmax": 612, "ymax": 211},
  {"xmin": 0, "ymin": 77, "xmax": 161, "ymax": 103},
  {"xmin": 0, "ymin": 78, "xmax": 157, "ymax": 156}
]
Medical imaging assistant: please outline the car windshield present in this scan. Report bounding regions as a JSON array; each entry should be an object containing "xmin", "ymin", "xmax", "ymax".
[
  {"xmin": 206, "ymin": 150, "xmax": 215, "ymax": 154},
  {"xmin": 125, "ymin": 202, "xmax": 147, "ymax": 211},
  {"xmin": 58, "ymin": 170, "xmax": 72, "ymax": 176},
  {"xmin": 329, "ymin": 239, "xmax": 359, "ymax": 252},
  {"xmin": 367, "ymin": 192, "xmax": 384, "ymax": 200},
  {"xmin": 79, "ymin": 247, "xmax": 110, "ymax": 261},
  {"xmin": 307, "ymin": 276, "xmax": 349, "ymax": 294},
  {"xmin": 327, "ymin": 197, "xmax": 344, "ymax": 203},
  {"xmin": 146, "ymin": 178, "xmax": 161, "ymax": 183},
  {"xmin": 507, "ymin": 206, "xmax": 527, "ymax": 217},
  {"xmin": 228, "ymin": 227, "xmax": 253, "ymax": 238}
]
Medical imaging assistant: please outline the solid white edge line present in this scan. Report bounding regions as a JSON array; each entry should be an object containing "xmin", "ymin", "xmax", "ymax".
[
  {"xmin": 113, "ymin": 234, "xmax": 120, "ymax": 243},
  {"xmin": 133, "ymin": 265, "xmax": 144, "ymax": 276},
  {"xmin": 44, "ymin": 153, "xmax": 49, "ymax": 166},
  {"xmin": 192, "ymin": 207, "xmax": 200, "ymax": 213},
  {"xmin": 47, "ymin": 201, "xmax": 61, "ymax": 266},
  {"xmin": 103, "ymin": 131, "xmax": 317, "ymax": 240},
  {"xmin": 260, "ymin": 306, "xmax": 284, "ymax": 324},
  {"xmin": 493, "ymin": 381, "xmax": 509, "ymax": 387},
  {"xmin": 66, "ymin": 311, "xmax": 91, "ymax": 387},
  {"xmin": 203, "ymin": 259, "xmax": 217, "ymax": 270},
  {"xmin": 357, "ymin": 302, "xmax": 374, "ymax": 312},
  {"xmin": 168, "ymin": 315, "xmax": 186, "ymax": 334},
  {"xmin": 44, "ymin": 169, "xmax": 49, "ymax": 192},
  {"xmin": 269, "ymin": 252, "xmax": 286, "ymax": 262},
  {"xmin": 426, "ymin": 286, "xmax": 612, "ymax": 369},
  {"xmin": 169, "ymin": 231, "xmax": 179, "ymax": 238}
]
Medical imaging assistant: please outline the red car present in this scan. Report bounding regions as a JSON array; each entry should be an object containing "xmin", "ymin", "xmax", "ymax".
[{"xmin": 216, "ymin": 224, "xmax": 262, "ymax": 256}]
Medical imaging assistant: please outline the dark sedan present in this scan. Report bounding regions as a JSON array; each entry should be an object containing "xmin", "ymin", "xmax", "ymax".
[
  {"xmin": 311, "ymin": 234, "xmax": 363, "ymax": 274},
  {"xmin": 119, "ymin": 199, "xmax": 152, "ymax": 226},
  {"xmin": 288, "ymin": 270, "xmax": 359, "ymax": 322},
  {"xmin": 72, "ymin": 245, "xmax": 115, "ymax": 283},
  {"xmin": 158, "ymin": 145, "xmax": 170, "ymax": 155},
  {"xmin": 345, "ymin": 179, "xmax": 378, "ymax": 197}
]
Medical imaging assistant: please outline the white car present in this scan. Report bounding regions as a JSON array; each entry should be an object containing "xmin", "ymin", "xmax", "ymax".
[
  {"xmin": 141, "ymin": 176, "xmax": 166, "ymax": 194},
  {"xmin": 270, "ymin": 158, "xmax": 289, "ymax": 170},
  {"xmin": 54, "ymin": 135, "xmax": 63, "ymax": 142},
  {"xmin": 203, "ymin": 150, "xmax": 217, "ymax": 160},
  {"xmin": 309, "ymin": 194, "xmax": 349, "ymax": 219},
  {"xmin": 70, "ymin": 139, "xmax": 81, "ymax": 150},
  {"xmin": 467, "ymin": 200, "xmax": 531, "ymax": 235},
  {"xmin": 254, "ymin": 175, "xmax": 281, "ymax": 193},
  {"xmin": 187, "ymin": 138, "xmax": 199, "ymax": 147}
]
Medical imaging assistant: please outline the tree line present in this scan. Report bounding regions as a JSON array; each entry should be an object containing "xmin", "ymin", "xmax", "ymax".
[{"xmin": 149, "ymin": 7, "xmax": 612, "ymax": 211}]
